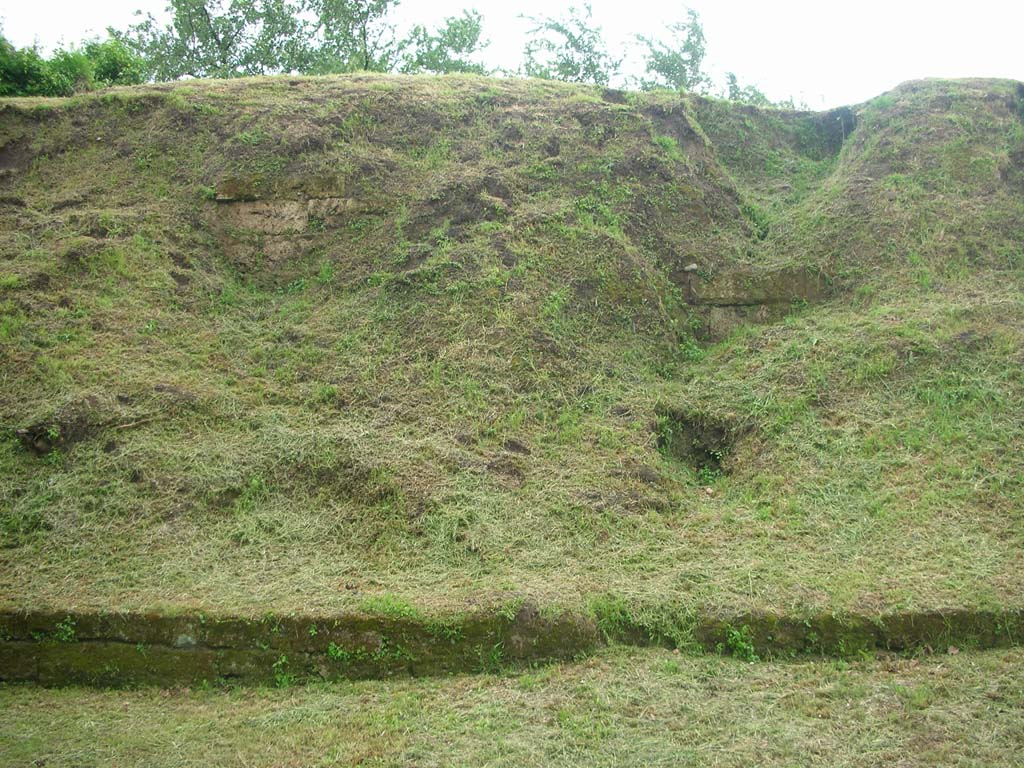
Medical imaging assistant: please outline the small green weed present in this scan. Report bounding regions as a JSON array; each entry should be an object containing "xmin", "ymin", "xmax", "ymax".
[
  {"xmin": 327, "ymin": 642, "xmax": 368, "ymax": 663},
  {"xmin": 477, "ymin": 642, "xmax": 504, "ymax": 674},
  {"xmin": 234, "ymin": 129, "xmax": 266, "ymax": 146},
  {"xmin": 720, "ymin": 625, "xmax": 759, "ymax": 662},
  {"xmin": 652, "ymin": 134, "xmax": 683, "ymax": 162},
  {"xmin": 272, "ymin": 655, "xmax": 293, "ymax": 687},
  {"xmin": 591, "ymin": 595, "xmax": 633, "ymax": 641},
  {"xmin": 313, "ymin": 384, "xmax": 338, "ymax": 404},
  {"xmin": 54, "ymin": 617, "xmax": 77, "ymax": 643},
  {"xmin": 425, "ymin": 619, "xmax": 464, "ymax": 641},
  {"xmin": 359, "ymin": 595, "xmax": 421, "ymax": 620},
  {"xmin": 499, "ymin": 597, "xmax": 526, "ymax": 622},
  {"xmin": 894, "ymin": 684, "xmax": 933, "ymax": 710},
  {"xmin": 315, "ymin": 260, "xmax": 335, "ymax": 285},
  {"xmin": 679, "ymin": 337, "xmax": 705, "ymax": 361},
  {"xmin": 697, "ymin": 465, "xmax": 722, "ymax": 485}
]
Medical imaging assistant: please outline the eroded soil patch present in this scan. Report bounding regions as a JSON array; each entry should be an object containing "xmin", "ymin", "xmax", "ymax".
[{"xmin": 656, "ymin": 408, "xmax": 744, "ymax": 476}]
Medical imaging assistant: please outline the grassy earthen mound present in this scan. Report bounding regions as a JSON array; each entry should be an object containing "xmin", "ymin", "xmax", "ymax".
[{"xmin": 1, "ymin": 75, "xmax": 1022, "ymax": 680}]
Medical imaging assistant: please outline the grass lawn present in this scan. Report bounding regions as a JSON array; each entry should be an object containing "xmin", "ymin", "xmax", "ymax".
[{"xmin": 3, "ymin": 646, "xmax": 1023, "ymax": 767}]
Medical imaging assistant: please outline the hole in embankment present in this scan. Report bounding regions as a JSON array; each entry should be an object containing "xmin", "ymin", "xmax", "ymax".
[
  {"xmin": 1012, "ymin": 82, "xmax": 1024, "ymax": 122},
  {"xmin": 655, "ymin": 409, "xmax": 740, "ymax": 479},
  {"xmin": 0, "ymin": 137, "xmax": 30, "ymax": 173},
  {"xmin": 819, "ymin": 106, "xmax": 857, "ymax": 155}
]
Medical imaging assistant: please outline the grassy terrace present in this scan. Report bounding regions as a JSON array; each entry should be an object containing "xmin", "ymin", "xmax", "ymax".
[
  {"xmin": 0, "ymin": 74, "xmax": 1022, "ymax": 635},
  {"xmin": 3, "ymin": 647, "xmax": 1023, "ymax": 766}
]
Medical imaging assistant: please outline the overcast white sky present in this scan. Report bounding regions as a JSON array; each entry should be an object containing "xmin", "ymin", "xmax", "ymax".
[{"xmin": 2, "ymin": 0, "xmax": 1022, "ymax": 108}]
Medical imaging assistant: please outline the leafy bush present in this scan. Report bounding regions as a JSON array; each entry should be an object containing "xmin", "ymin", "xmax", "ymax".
[
  {"xmin": 84, "ymin": 38, "xmax": 146, "ymax": 86},
  {"xmin": 46, "ymin": 49, "xmax": 94, "ymax": 95},
  {"xmin": 0, "ymin": 38, "xmax": 56, "ymax": 96},
  {"xmin": 0, "ymin": 35, "xmax": 145, "ymax": 97}
]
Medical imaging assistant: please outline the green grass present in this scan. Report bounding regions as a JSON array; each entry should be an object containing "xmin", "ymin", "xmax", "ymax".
[
  {"xmin": 2, "ymin": 646, "xmax": 1022, "ymax": 766},
  {"xmin": 0, "ymin": 73, "xmax": 1022, "ymax": 624}
]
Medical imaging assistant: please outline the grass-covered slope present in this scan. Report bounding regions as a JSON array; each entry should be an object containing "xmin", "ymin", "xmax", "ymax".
[{"xmin": 0, "ymin": 74, "xmax": 1022, "ymax": 623}]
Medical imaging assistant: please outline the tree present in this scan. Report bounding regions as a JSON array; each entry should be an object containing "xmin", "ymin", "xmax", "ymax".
[
  {"xmin": 399, "ymin": 11, "xmax": 488, "ymax": 75},
  {"xmin": 521, "ymin": 4, "xmax": 621, "ymax": 86},
  {"xmin": 117, "ymin": 0, "xmax": 308, "ymax": 80},
  {"xmin": 636, "ymin": 8, "xmax": 710, "ymax": 93},
  {"xmin": 118, "ymin": 0, "xmax": 488, "ymax": 79},
  {"xmin": 303, "ymin": 0, "xmax": 399, "ymax": 73},
  {"xmin": 725, "ymin": 72, "xmax": 771, "ymax": 106},
  {"xmin": 725, "ymin": 72, "xmax": 804, "ymax": 109}
]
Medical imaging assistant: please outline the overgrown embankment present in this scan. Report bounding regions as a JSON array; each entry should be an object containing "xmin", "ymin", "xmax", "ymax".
[{"xmin": 1, "ymin": 75, "xmax": 1023, "ymax": 685}]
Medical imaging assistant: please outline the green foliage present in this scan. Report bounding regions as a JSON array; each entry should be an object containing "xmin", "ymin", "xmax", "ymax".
[
  {"xmin": 399, "ymin": 11, "xmax": 488, "ymax": 75},
  {"xmin": 1, "ymin": 505, "xmax": 50, "ymax": 547},
  {"xmin": 117, "ymin": 0, "xmax": 308, "ymax": 79},
  {"xmin": 1, "ymin": 3, "xmax": 830, "ymax": 101},
  {"xmin": 652, "ymin": 134, "xmax": 684, "ymax": 162},
  {"xmin": 376, "ymin": 638, "xmax": 415, "ymax": 663},
  {"xmin": 54, "ymin": 616, "xmax": 77, "ymax": 643},
  {"xmin": 741, "ymin": 201, "xmax": 771, "ymax": 240},
  {"xmin": 116, "ymin": 0, "xmax": 488, "ymax": 79},
  {"xmin": 725, "ymin": 72, "xmax": 803, "ymax": 109},
  {"xmin": 725, "ymin": 72, "xmax": 772, "ymax": 107},
  {"xmin": 41, "ymin": 48, "xmax": 93, "ymax": 95},
  {"xmin": 327, "ymin": 636, "xmax": 414, "ymax": 665},
  {"xmin": 0, "ymin": 34, "xmax": 143, "ymax": 96},
  {"xmin": 327, "ymin": 641, "xmax": 367, "ymax": 662},
  {"xmin": 314, "ymin": 260, "xmax": 335, "ymax": 285},
  {"xmin": 326, "ymin": 641, "xmax": 344, "ymax": 659},
  {"xmin": 0, "ymin": 37, "xmax": 51, "ymax": 96},
  {"xmin": 499, "ymin": 597, "xmax": 526, "ymax": 622},
  {"xmin": 696, "ymin": 465, "xmax": 722, "ymax": 485},
  {"xmin": 636, "ymin": 9, "xmax": 710, "ymax": 93},
  {"xmin": 359, "ymin": 594, "xmax": 421, "ymax": 620},
  {"xmin": 425, "ymin": 617, "xmax": 464, "ymax": 641},
  {"xmin": 679, "ymin": 337, "xmax": 705, "ymax": 362},
  {"xmin": 83, "ymin": 38, "xmax": 147, "ymax": 86},
  {"xmin": 631, "ymin": 10, "xmax": 799, "ymax": 106},
  {"xmin": 271, "ymin": 654, "xmax": 293, "ymax": 687},
  {"xmin": 522, "ymin": 3, "xmax": 621, "ymax": 85},
  {"xmin": 477, "ymin": 641, "xmax": 504, "ymax": 673},
  {"xmin": 303, "ymin": 0, "xmax": 400, "ymax": 73},
  {"xmin": 591, "ymin": 594, "xmax": 633, "ymax": 641},
  {"xmin": 719, "ymin": 624, "xmax": 759, "ymax": 662}
]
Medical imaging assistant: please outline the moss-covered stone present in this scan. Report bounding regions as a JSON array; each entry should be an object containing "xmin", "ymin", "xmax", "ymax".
[{"xmin": 4, "ymin": 606, "xmax": 1019, "ymax": 686}]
